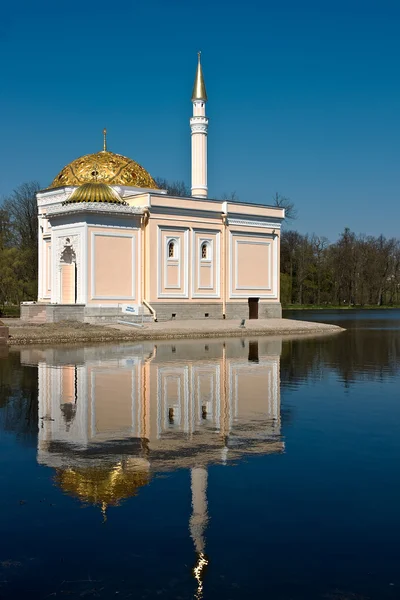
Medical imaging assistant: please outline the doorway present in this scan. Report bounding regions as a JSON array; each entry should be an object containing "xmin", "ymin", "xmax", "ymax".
[
  {"xmin": 248, "ymin": 297, "xmax": 259, "ymax": 320},
  {"xmin": 61, "ymin": 263, "xmax": 76, "ymax": 304}
]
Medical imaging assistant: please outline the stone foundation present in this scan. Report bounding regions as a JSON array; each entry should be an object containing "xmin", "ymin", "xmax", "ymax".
[
  {"xmin": 152, "ymin": 303, "xmax": 223, "ymax": 322},
  {"xmin": 21, "ymin": 301, "xmax": 282, "ymax": 323},
  {"xmin": 84, "ymin": 306, "xmax": 153, "ymax": 324},
  {"xmin": 151, "ymin": 302, "xmax": 282, "ymax": 322},
  {"xmin": 21, "ymin": 303, "xmax": 85, "ymax": 323},
  {"xmin": 225, "ymin": 302, "xmax": 282, "ymax": 320}
]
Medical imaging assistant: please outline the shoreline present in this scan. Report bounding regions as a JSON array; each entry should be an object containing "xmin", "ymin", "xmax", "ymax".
[{"xmin": 4, "ymin": 318, "xmax": 344, "ymax": 347}]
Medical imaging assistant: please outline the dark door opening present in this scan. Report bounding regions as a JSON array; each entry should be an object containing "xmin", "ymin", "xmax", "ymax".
[
  {"xmin": 248, "ymin": 341, "xmax": 259, "ymax": 363},
  {"xmin": 248, "ymin": 297, "xmax": 259, "ymax": 319}
]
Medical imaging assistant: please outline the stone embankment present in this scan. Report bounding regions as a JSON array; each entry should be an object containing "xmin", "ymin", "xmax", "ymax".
[
  {"xmin": 0, "ymin": 320, "xmax": 9, "ymax": 344},
  {"xmin": 5, "ymin": 318, "xmax": 344, "ymax": 346}
]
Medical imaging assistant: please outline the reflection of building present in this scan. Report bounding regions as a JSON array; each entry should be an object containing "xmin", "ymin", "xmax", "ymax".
[
  {"xmin": 27, "ymin": 54, "xmax": 284, "ymax": 324},
  {"xmin": 22, "ymin": 339, "xmax": 282, "ymax": 476},
  {"xmin": 21, "ymin": 339, "xmax": 283, "ymax": 594}
]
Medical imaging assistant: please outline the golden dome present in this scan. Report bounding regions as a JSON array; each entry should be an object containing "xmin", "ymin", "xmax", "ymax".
[
  {"xmin": 55, "ymin": 461, "xmax": 150, "ymax": 507},
  {"xmin": 66, "ymin": 182, "xmax": 125, "ymax": 204},
  {"xmin": 49, "ymin": 150, "xmax": 158, "ymax": 190}
]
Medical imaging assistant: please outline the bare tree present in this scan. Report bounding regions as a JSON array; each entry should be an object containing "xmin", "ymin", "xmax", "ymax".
[
  {"xmin": 154, "ymin": 178, "xmax": 190, "ymax": 197},
  {"xmin": 220, "ymin": 191, "xmax": 240, "ymax": 202},
  {"xmin": 272, "ymin": 192, "xmax": 298, "ymax": 223},
  {"xmin": 2, "ymin": 181, "xmax": 41, "ymax": 300},
  {"xmin": 3, "ymin": 181, "xmax": 40, "ymax": 248}
]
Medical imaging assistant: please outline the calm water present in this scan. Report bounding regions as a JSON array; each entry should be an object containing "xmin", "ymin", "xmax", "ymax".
[{"xmin": 1, "ymin": 310, "xmax": 400, "ymax": 600}]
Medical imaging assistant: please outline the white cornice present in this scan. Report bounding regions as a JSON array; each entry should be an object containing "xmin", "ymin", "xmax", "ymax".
[
  {"xmin": 37, "ymin": 188, "xmax": 75, "ymax": 207},
  {"xmin": 46, "ymin": 202, "xmax": 144, "ymax": 218},
  {"xmin": 227, "ymin": 218, "xmax": 281, "ymax": 230}
]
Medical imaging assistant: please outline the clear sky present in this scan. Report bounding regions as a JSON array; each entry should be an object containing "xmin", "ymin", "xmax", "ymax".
[{"xmin": 1, "ymin": 0, "xmax": 399, "ymax": 241}]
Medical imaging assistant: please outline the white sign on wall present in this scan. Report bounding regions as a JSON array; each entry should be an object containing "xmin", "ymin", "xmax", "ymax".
[{"xmin": 121, "ymin": 304, "xmax": 139, "ymax": 315}]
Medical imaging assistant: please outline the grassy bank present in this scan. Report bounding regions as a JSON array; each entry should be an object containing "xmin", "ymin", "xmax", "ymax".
[{"xmin": 0, "ymin": 305, "xmax": 20, "ymax": 318}]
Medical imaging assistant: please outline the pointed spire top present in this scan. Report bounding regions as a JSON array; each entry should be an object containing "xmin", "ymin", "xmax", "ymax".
[
  {"xmin": 102, "ymin": 128, "xmax": 107, "ymax": 152},
  {"xmin": 191, "ymin": 51, "xmax": 207, "ymax": 102}
]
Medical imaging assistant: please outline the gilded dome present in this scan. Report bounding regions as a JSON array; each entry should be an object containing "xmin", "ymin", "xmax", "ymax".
[
  {"xmin": 66, "ymin": 182, "xmax": 125, "ymax": 204},
  {"xmin": 55, "ymin": 462, "xmax": 150, "ymax": 507},
  {"xmin": 49, "ymin": 150, "xmax": 158, "ymax": 190}
]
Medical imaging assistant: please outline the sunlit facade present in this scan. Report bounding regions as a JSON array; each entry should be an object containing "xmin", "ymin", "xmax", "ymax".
[{"xmin": 28, "ymin": 55, "xmax": 285, "ymax": 324}]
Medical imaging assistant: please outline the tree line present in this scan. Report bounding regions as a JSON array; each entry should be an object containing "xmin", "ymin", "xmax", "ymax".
[
  {"xmin": 0, "ymin": 182, "xmax": 39, "ymax": 311},
  {"xmin": 281, "ymin": 228, "xmax": 400, "ymax": 307},
  {"xmin": 0, "ymin": 180, "xmax": 399, "ymax": 311}
]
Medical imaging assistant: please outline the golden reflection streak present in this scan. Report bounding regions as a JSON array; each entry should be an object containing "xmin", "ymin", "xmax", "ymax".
[{"xmin": 193, "ymin": 552, "xmax": 209, "ymax": 600}]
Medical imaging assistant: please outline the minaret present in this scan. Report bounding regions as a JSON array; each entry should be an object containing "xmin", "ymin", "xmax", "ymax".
[{"xmin": 190, "ymin": 52, "xmax": 208, "ymax": 198}]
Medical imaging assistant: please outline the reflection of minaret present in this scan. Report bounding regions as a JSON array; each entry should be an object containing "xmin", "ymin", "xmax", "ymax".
[{"xmin": 189, "ymin": 467, "xmax": 209, "ymax": 599}]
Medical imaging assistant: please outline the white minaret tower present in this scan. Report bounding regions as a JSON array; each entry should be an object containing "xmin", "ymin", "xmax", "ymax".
[{"xmin": 190, "ymin": 52, "xmax": 208, "ymax": 198}]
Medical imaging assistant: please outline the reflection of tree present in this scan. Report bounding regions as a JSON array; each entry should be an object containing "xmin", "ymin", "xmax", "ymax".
[
  {"xmin": 0, "ymin": 352, "xmax": 38, "ymax": 444},
  {"xmin": 280, "ymin": 331, "xmax": 400, "ymax": 389}
]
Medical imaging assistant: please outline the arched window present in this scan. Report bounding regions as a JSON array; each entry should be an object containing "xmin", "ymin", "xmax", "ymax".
[
  {"xmin": 201, "ymin": 241, "xmax": 211, "ymax": 260},
  {"xmin": 168, "ymin": 240, "xmax": 176, "ymax": 259}
]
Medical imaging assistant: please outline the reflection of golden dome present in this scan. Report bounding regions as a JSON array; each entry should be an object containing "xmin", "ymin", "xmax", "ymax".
[
  {"xmin": 66, "ymin": 182, "xmax": 126, "ymax": 204},
  {"xmin": 49, "ymin": 150, "xmax": 158, "ymax": 190},
  {"xmin": 55, "ymin": 461, "xmax": 150, "ymax": 507}
]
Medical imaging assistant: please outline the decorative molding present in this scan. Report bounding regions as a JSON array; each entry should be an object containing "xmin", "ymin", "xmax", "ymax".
[
  {"xmin": 53, "ymin": 231, "xmax": 82, "ymax": 304},
  {"xmin": 235, "ymin": 239, "xmax": 271, "ymax": 291},
  {"xmin": 37, "ymin": 189, "xmax": 74, "ymax": 207},
  {"xmin": 57, "ymin": 234, "xmax": 79, "ymax": 261},
  {"xmin": 47, "ymin": 202, "xmax": 144, "ymax": 218},
  {"xmin": 90, "ymin": 231, "xmax": 136, "ymax": 301},
  {"xmin": 165, "ymin": 237, "xmax": 181, "ymax": 290},
  {"xmin": 229, "ymin": 231, "xmax": 279, "ymax": 300},
  {"xmin": 228, "ymin": 218, "xmax": 281, "ymax": 230},
  {"xmin": 157, "ymin": 227, "xmax": 189, "ymax": 299},
  {"xmin": 191, "ymin": 229, "xmax": 221, "ymax": 298},
  {"xmin": 190, "ymin": 116, "xmax": 209, "ymax": 131},
  {"xmin": 190, "ymin": 123, "xmax": 208, "ymax": 134}
]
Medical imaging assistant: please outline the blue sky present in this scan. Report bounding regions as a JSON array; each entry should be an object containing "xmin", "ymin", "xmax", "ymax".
[{"xmin": 0, "ymin": 0, "xmax": 399, "ymax": 241}]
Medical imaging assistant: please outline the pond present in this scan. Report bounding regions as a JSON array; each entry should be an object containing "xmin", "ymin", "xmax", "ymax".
[{"xmin": 1, "ymin": 310, "xmax": 400, "ymax": 599}]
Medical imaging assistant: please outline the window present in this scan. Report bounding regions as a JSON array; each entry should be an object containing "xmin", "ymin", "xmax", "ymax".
[
  {"xmin": 168, "ymin": 240, "xmax": 175, "ymax": 258},
  {"xmin": 200, "ymin": 241, "xmax": 211, "ymax": 260}
]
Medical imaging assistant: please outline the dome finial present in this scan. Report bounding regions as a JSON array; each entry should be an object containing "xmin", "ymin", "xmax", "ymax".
[{"xmin": 103, "ymin": 128, "xmax": 107, "ymax": 152}]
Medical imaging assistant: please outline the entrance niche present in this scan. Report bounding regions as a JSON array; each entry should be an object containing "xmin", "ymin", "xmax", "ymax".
[
  {"xmin": 248, "ymin": 297, "xmax": 259, "ymax": 320},
  {"xmin": 60, "ymin": 238, "xmax": 77, "ymax": 304}
]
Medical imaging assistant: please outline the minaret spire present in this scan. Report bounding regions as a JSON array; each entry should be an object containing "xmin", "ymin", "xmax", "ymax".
[
  {"xmin": 190, "ymin": 52, "xmax": 209, "ymax": 198},
  {"xmin": 191, "ymin": 52, "xmax": 208, "ymax": 101},
  {"xmin": 102, "ymin": 128, "xmax": 107, "ymax": 152}
]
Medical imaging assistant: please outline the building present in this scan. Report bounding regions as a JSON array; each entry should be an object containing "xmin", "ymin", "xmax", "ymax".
[{"xmin": 26, "ymin": 54, "xmax": 285, "ymax": 323}]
